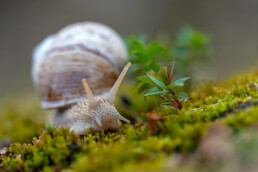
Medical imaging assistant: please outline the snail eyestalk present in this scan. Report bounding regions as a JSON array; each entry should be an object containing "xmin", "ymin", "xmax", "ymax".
[
  {"xmin": 116, "ymin": 114, "xmax": 130, "ymax": 123},
  {"xmin": 82, "ymin": 78, "xmax": 97, "ymax": 107},
  {"xmin": 107, "ymin": 62, "xmax": 131, "ymax": 104},
  {"xmin": 96, "ymin": 117, "xmax": 102, "ymax": 127}
]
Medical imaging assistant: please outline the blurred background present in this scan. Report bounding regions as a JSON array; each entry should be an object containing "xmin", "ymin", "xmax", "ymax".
[{"xmin": 0, "ymin": 0, "xmax": 257, "ymax": 96}]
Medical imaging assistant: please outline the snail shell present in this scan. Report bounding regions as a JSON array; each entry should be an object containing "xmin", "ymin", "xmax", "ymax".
[{"xmin": 32, "ymin": 22, "xmax": 128, "ymax": 109}]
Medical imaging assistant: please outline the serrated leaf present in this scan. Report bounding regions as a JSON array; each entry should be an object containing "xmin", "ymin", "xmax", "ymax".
[
  {"xmin": 171, "ymin": 77, "xmax": 190, "ymax": 87},
  {"xmin": 178, "ymin": 92, "xmax": 188, "ymax": 100},
  {"xmin": 144, "ymin": 90, "xmax": 168, "ymax": 96},
  {"xmin": 148, "ymin": 74, "xmax": 167, "ymax": 89}
]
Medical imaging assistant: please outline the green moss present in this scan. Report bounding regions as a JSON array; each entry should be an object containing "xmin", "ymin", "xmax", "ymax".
[
  {"xmin": 0, "ymin": 94, "xmax": 47, "ymax": 143},
  {"xmin": 0, "ymin": 72, "xmax": 257, "ymax": 171}
]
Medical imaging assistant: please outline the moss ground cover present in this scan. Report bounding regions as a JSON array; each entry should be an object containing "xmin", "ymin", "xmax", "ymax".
[{"xmin": 0, "ymin": 71, "xmax": 257, "ymax": 172}]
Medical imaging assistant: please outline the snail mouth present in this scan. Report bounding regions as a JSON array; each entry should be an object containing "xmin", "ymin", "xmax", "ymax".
[{"xmin": 103, "ymin": 129, "xmax": 120, "ymax": 133}]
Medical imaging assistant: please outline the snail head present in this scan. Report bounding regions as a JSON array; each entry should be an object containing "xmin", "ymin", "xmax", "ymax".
[{"xmin": 81, "ymin": 62, "xmax": 131, "ymax": 124}]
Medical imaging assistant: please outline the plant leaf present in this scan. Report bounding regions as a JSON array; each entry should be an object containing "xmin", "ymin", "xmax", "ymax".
[
  {"xmin": 161, "ymin": 102, "xmax": 173, "ymax": 105},
  {"xmin": 167, "ymin": 61, "xmax": 175, "ymax": 84},
  {"xmin": 149, "ymin": 61, "xmax": 160, "ymax": 73},
  {"xmin": 178, "ymin": 92, "xmax": 188, "ymax": 100},
  {"xmin": 146, "ymin": 42, "xmax": 164, "ymax": 57},
  {"xmin": 171, "ymin": 77, "xmax": 190, "ymax": 87},
  {"xmin": 137, "ymin": 76, "xmax": 154, "ymax": 85},
  {"xmin": 160, "ymin": 66, "xmax": 169, "ymax": 84},
  {"xmin": 149, "ymin": 72, "xmax": 166, "ymax": 84},
  {"xmin": 146, "ymin": 87, "xmax": 159, "ymax": 92},
  {"xmin": 144, "ymin": 90, "xmax": 168, "ymax": 96},
  {"xmin": 148, "ymin": 74, "xmax": 167, "ymax": 89}
]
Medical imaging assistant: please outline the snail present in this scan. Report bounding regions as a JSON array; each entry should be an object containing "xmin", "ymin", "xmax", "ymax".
[{"xmin": 32, "ymin": 22, "xmax": 131, "ymax": 134}]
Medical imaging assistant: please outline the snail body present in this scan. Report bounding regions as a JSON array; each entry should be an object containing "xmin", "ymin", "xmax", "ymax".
[{"xmin": 32, "ymin": 22, "xmax": 130, "ymax": 134}]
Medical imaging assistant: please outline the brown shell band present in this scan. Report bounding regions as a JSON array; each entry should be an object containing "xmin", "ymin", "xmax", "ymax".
[{"xmin": 45, "ymin": 43, "xmax": 120, "ymax": 74}]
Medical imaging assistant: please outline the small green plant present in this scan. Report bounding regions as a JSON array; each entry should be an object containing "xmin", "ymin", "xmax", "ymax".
[
  {"xmin": 138, "ymin": 62, "xmax": 190, "ymax": 110},
  {"xmin": 170, "ymin": 26, "xmax": 211, "ymax": 75},
  {"xmin": 44, "ymin": 123, "xmax": 54, "ymax": 134},
  {"xmin": 128, "ymin": 38, "xmax": 168, "ymax": 94},
  {"xmin": 127, "ymin": 35, "xmax": 192, "ymax": 109},
  {"xmin": 127, "ymin": 26, "xmax": 211, "ymax": 77},
  {"xmin": 129, "ymin": 38, "xmax": 166, "ymax": 74}
]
